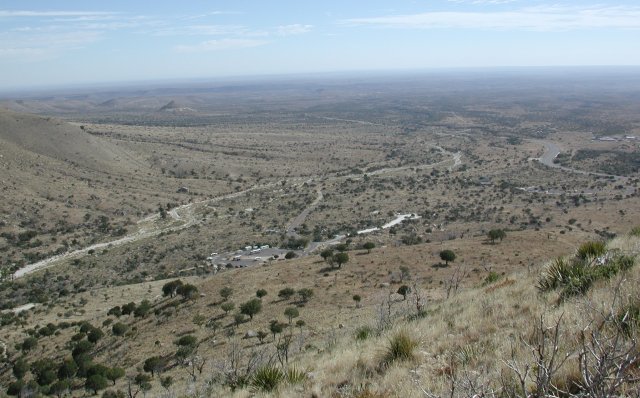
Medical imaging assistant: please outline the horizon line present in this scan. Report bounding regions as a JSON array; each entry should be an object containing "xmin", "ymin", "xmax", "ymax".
[{"xmin": 2, "ymin": 64, "xmax": 640, "ymax": 97}]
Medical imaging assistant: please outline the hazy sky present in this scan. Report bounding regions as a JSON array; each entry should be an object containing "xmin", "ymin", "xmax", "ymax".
[{"xmin": 1, "ymin": 0, "xmax": 639, "ymax": 89}]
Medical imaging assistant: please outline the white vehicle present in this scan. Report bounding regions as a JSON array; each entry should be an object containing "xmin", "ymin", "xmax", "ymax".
[
  {"xmin": 210, "ymin": 252, "xmax": 218, "ymax": 256},
  {"xmin": 250, "ymin": 249, "xmax": 261, "ymax": 254},
  {"xmin": 260, "ymin": 245, "xmax": 270, "ymax": 250},
  {"xmin": 233, "ymin": 255, "xmax": 241, "ymax": 261}
]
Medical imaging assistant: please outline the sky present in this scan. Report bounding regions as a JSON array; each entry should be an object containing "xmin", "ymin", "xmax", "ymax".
[{"xmin": 1, "ymin": 0, "xmax": 639, "ymax": 89}]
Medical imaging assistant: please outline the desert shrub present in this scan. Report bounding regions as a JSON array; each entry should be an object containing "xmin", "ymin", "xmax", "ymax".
[
  {"xmin": 618, "ymin": 299, "xmax": 640, "ymax": 337},
  {"xmin": 381, "ymin": 330, "xmax": 417, "ymax": 367},
  {"xmin": 112, "ymin": 322, "xmax": 128, "ymax": 336},
  {"xmin": 355, "ymin": 325, "xmax": 374, "ymax": 341},
  {"xmin": 21, "ymin": 336, "xmax": 38, "ymax": 352},
  {"xmin": 285, "ymin": 366, "xmax": 306, "ymax": 384},
  {"xmin": 539, "ymin": 248, "xmax": 636, "ymax": 300},
  {"xmin": 87, "ymin": 327, "xmax": 104, "ymax": 343},
  {"xmin": 630, "ymin": 226, "xmax": 640, "ymax": 237},
  {"xmin": 616, "ymin": 255, "xmax": 636, "ymax": 271},
  {"xmin": 175, "ymin": 335, "xmax": 197, "ymax": 347},
  {"xmin": 538, "ymin": 258, "xmax": 590, "ymax": 296},
  {"xmin": 251, "ymin": 365, "xmax": 284, "ymax": 392},
  {"xmin": 482, "ymin": 271, "xmax": 501, "ymax": 286},
  {"xmin": 576, "ymin": 241, "xmax": 606, "ymax": 261}
]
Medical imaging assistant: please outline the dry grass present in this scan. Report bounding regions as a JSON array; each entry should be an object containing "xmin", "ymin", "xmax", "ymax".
[{"xmin": 258, "ymin": 234, "xmax": 640, "ymax": 398}]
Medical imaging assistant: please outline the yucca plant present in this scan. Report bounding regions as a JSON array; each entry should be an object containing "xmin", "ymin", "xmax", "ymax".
[
  {"xmin": 537, "ymin": 257, "xmax": 593, "ymax": 300},
  {"xmin": 576, "ymin": 241, "xmax": 606, "ymax": 261},
  {"xmin": 285, "ymin": 366, "xmax": 307, "ymax": 385},
  {"xmin": 382, "ymin": 330, "xmax": 417, "ymax": 366},
  {"xmin": 251, "ymin": 365, "xmax": 284, "ymax": 392},
  {"xmin": 537, "ymin": 257, "xmax": 572, "ymax": 292}
]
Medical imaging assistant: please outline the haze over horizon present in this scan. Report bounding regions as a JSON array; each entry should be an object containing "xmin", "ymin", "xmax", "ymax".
[{"xmin": 1, "ymin": 0, "xmax": 640, "ymax": 90}]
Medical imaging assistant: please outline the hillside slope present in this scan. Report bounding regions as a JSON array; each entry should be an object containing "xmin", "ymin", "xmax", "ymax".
[{"xmin": 0, "ymin": 108, "xmax": 142, "ymax": 174}]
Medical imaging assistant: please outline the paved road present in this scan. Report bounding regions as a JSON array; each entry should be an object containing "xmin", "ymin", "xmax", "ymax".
[
  {"xmin": 12, "ymin": 144, "xmax": 461, "ymax": 279},
  {"xmin": 285, "ymin": 187, "xmax": 323, "ymax": 238},
  {"xmin": 534, "ymin": 140, "xmax": 627, "ymax": 181}
]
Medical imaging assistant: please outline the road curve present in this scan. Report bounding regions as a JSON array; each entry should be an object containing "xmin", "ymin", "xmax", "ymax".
[
  {"xmin": 533, "ymin": 140, "xmax": 627, "ymax": 181},
  {"xmin": 13, "ymin": 145, "xmax": 462, "ymax": 279}
]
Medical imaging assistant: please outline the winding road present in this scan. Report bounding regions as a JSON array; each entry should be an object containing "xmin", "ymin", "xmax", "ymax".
[
  {"xmin": 533, "ymin": 140, "xmax": 628, "ymax": 181},
  {"xmin": 13, "ymin": 145, "xmax": 462, "ymax": 279}
]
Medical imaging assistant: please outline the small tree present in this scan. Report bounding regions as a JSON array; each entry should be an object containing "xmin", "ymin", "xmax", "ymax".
[
  {"xmin": 30, "ymin": 358, "xmax": 57, "ymax": 386},
  {"xmin": 488, "ymin": 228, "xmax": 507, "ymax": 244},
  {"xmin": 269, "ymin": 320, "xmax": 284, "ymax": 340},
  {"xmin": 257, "ymin": 330, "xmax": 268, "ymax": 344},
  {"xmin": 297, "ymin": 288, "xmax": 314, "ymax": 303},
  {"xmin": 88, "ymin": 327, "xmax": 104, "ymax": 343},
  {"xmin": 234, "ymin": 312, "xmax": 246, "ymax": 326},
  {"xmin": 112, "ymin": 322, "xmax": 128, "ymax": 337},
  {"xmin": 177, "ymin": 284, "xmax": 198, "ymax": 300},
  {"xmin": 107, "ymin": 306, "xmax": 122, "ymax": 317},
  {"xmin": 284, "ymin": 307, "xmax": 299, "ymax": 324},
  {"xmin": 278, "ymin": 287, "xmax": 295, "ymax": 301},
  {"xmin": 143, "ymin": 356, "xmax": 165, "ymax": 377},
  {"xmin": 220, "ymin": 286, "xmax": 233, "ymax": 301},
  {"xmin": 334, "ymin": 252, "xmax": 349, "ymax": 268},
  {"xmin": 439, "ymin": 249, "xmax": 456, "ymax": 266},
  {"xmin": 220, "ymin": 302, "xmax": 235, "ymax": 315},
  {"xmin": 162, "ymin": 280, "xmax": 183, "ymax": 298},
  {"xmin": 363, "ymin": 242, "xmax": 375, "ymax": 253},
  {"xmin": 134, "ymin": 300, "xmax": 151, "ymax": 318},
  {"xmin": 397, "ymin": 285, "xmax": 411, "ymax": 300},
  {"xmin": 13, "ymin": 359, "xmax": 29, "ymax": 379},
  {"xmin": 57, "ymin": 359, "xmax": 77, "ymax": 380},
  {"xmin": 86, "ymin": 374, "xmax": 109, "ymax": 395},
  {"xmin": 256, "ymin": 289, "xmax": 268, "ymax": 299},
  {"xmin": 105, "ymin": 367, "xmax": 124, "ymax": 385},
  {"xmin": 21, "ymin": 336, "xmax": 38, "ymax": 352},
  {"xmin": 320, "ymin": 248, "xmax": 333, "ymax": 263},
  {"xmin": 121, "ymin": 302, "xmax": 136, "ymax": 316},
  {"xmin": 352, "ymin": 294, "xmax": 362, "ymax": 308},
  {"xmin": 284, "ymin": 251, "xmax": 296, "ymax": 259},
  {"xmin": 240, "ymin": 298, "xmax": 262, "ymax": 320},
  {"xmin": 49, "ymin": 380, "xmax": 70, "ymax": 398}
]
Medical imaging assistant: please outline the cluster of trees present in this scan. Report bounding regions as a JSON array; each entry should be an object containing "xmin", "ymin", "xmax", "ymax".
[
  {"xmin": 277, "ymin": 287, "xmax": 314, "ymax": 303},
  {"xmin": 162, "ymin": 280, "xmax": 199, "ymax": 300},
  {"xmin": 320, "ymin": 248, "xmax": 349, "ymax": 269},
  {"xmin": 8, "ymin": 320, "xmax": 125, "ymax": 397}
]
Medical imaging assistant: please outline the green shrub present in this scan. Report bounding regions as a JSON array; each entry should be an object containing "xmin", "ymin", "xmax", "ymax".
[
  {"xmin": 539, "ymin": 248, "xmax": 636, "ymax": 300},
  {"xmin": 630, "ymin": 226, "xmax": 640, "ymax": 237},
  {"xmin": 482, "ymin": 271, "xmax": 501, "ymax": 286},
  {"xmin": 576, "ymin": 241, "xmax": 606, "ymax": 261},
  {"xmin": 355, "ymin": 326, "xmax": 373, "ymax": 341},
  {"xmin": 616, "ymin": 255, "xmax": 636, "ymax": 271},
  {"xmin": 251, "ymin": 365, "xmax": 284, "ymax": 392},
  {"xmin": 382, "ymin": 330, "xmax": 417, "ymax": 366},
  {"xmin": 285, "ymin": 366, "xmax": 306, "ymax": 384}
]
